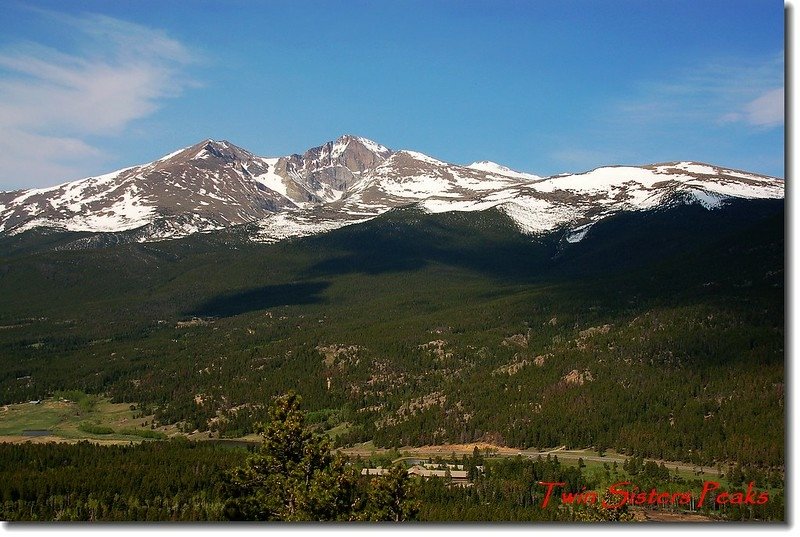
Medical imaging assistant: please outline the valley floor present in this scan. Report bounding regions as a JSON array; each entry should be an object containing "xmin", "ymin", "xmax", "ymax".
[{"xmin": 0, "ymin": 396, "xmax": 723, "ymax": 484}]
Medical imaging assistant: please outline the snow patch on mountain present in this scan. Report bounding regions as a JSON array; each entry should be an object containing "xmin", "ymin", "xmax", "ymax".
[
  {"xmin": 16, "ymin": 190, "xmax": 156, "ymax": 234},
  {"xmin": 354, "ymin": 136, "xmax": 391, "ymax": 156},
  {"xmin": 499, "ymin": 197, "xmax": 580, "ymax": 235},
  {"xmin": 396, "ymin": 150, "xmax": 449, "ymax": 167},
  {"xmin": 380, "ymin": 175, "xmax": 461, "ymax": 199},
  {"xmin": 253, "ymin": 210, "xmax": 371, "ymax": 243},
  {"xmin": 251, "ymin": 158, "xmax": 289, "ymax": 199},
  {"xmin": 684, "ymin": 189, "xmax": 726, "ymax": 209},
  {"xmin": 565, "ymin": 223, "xmax": 594, "ymax": 243},
  {"xmin": 532, "ymin": 166, "xmax": 667, "ymax": 194},
  {"xmin": 672, "ymin": 162, "xmax": 718, "ymax": 175},
  {"xmin": 687, "ymin": 179, "xmax": 783, "ymax": 200},
  {"xmin": 467, "ymin": 161, "xmax": 542, "ymax": 180},
  {"xmin": 138, "ymin": 214, "xmax": 224, "ymax": 242},
  {"xmin": 420, "ymin": 197, "xmax": 502, "ymax": 214},
  {"xmin": 449, "ymin": 169, "xmax": 520, "ymax": 191}
]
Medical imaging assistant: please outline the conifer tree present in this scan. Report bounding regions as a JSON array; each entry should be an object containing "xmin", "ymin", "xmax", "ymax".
[
  {"xmin": 223, "ymin": 392, "xmax": 359, "ymax": 521},
  {"xmin": 358, "ymin": 465, "xmax": 420, "ymax": 521},
  {"xmin": 223, "ymin": 392, "xmax": 419, "ymax": 521}
]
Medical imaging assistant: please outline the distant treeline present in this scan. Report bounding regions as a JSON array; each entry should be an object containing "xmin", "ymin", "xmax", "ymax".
[{"xmin": 0, "ymin": 440, "xmax": 784, "ymax": 522}]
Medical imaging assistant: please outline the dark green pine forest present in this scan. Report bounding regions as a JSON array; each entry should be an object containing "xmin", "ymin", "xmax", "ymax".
[
  {"xmin": 0, "ymin": 396, "xmax": 784, "ymax": 521},
  {"xmin": 0, "ymin": 198, "xmax": 785, "ymax": 518}
]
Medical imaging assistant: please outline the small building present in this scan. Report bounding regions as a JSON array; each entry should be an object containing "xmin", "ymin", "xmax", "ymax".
[
  {"xmin": 407, "ymin": 465, "xmax": 469, "ymax": 483},
  {"xmin": 360, "ymin": 465, "xmax": 471, "ymax": 486},
  {"xmin": 360, "ymin": 467, "xmax": 391, "ymax": 476}
]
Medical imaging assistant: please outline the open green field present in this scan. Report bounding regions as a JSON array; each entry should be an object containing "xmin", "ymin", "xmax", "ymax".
[
  {"xmin": 0, "ymin": 396, "xmax": 167, "ymax": 443},
  {"xmin": 0, "ymin": 395, "xmax": 729, "ymax": 490}
]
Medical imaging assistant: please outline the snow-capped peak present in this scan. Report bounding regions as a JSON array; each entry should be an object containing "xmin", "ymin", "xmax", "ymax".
[
  {"xmin": 333, "ymin": 134, "xmax": 392, "ymax": 157},
  {"xmin": 180, "ymin": 139, "xmax": 255, "ymax": 164},
  {"xmin": 467, "ymin": 160, "xmax": 542, "ymax": 180},
  {"xmin": 0, "ymin": 138, "xmax": 784, "ymax": 245}
]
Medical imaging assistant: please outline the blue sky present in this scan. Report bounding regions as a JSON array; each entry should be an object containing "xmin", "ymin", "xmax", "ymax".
[{"xmin": 0, "ymin": 0, "xmax": 785, "ymax": 190}]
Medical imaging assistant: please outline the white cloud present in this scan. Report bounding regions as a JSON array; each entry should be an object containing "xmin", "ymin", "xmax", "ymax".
[
  {"xmin": 744, "ymin": 88, "xmax": 784, "ymax": 127},
  {"xmin": 612, "ymin": 54, "xmax": 784, "ymax": 130},
  {"xmin": 0, "ymin": 12, "xmax": 195, "ymax": 190},
  {"xmin": 0, "ymin": 132, "xmax": 104, "ymax": 193},
  {"xmin": 721, "ymin": 88, "xmax": 784, "ymax": 127}
]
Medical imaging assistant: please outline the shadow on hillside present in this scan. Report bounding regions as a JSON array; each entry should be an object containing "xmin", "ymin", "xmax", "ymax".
[
  {"xmin": 306, "ymin": 244, "xmax": 550, "ymax": 281},
  {"xmin": 308, "ymin": 252, "xmax": 428, "ymax": 276},
  {"xmin": 302, "ymin": 213, "xmax": 557, "ymax": 282},
  {"xmin": 303, "ymin": 199, "xmax": 785, "ymax": 288},
  {"xmin": 189, "ymin": 281, "xmax": 330, "ymax": 317}
]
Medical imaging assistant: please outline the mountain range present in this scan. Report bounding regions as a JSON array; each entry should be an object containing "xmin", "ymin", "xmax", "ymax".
[
  {"xmin": 0, "ymin": 134, "xmax": 785, "ymax": 474},
  {"xmin": 0, "ymin": 135, "xmax": 784, "ymax": 244}
]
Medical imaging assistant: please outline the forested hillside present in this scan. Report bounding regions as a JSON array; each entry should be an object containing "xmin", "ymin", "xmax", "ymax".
[{"xmin": 0, "ymin": 200, "xmax": 784, "ymax": 468}]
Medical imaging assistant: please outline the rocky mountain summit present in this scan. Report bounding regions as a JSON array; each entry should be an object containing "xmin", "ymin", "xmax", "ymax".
[{"xmin": 0, "ymin": 135, "xmax": 784, "ymax": 243}]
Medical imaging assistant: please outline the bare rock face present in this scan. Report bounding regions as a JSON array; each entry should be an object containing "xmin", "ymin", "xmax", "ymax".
[
  {"xmin": 0, "ymin": 135, "xmax": 785, "ymax": 243},
  {"xmin": 562, "ymin": 369, "xmax": 594, "ymax": 386},
  {"xmin": 279, "ymin": 135, "xmax": 392, "ymax": 197}
]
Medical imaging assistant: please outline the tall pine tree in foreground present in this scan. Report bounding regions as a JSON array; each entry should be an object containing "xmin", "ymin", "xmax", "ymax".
[{"xmin": 223, "ymin": 392, "xmax": 417, "ymax": 521}]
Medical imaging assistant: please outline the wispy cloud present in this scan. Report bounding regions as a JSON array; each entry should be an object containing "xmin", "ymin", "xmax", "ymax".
[
  {"xmin": 722, "ymin": 88, "xmax": 784, "ymax": 127},
  {"xmin": 613, "ymin": 53, "xmax": 784, "ymax": 130},
  {"xmin": 0, "ymin": 12, "xmax": 195, "ymax": 190},
  {"xmin": 549, "ymin": 54, "xmax": 784, "ymax": 174}
]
